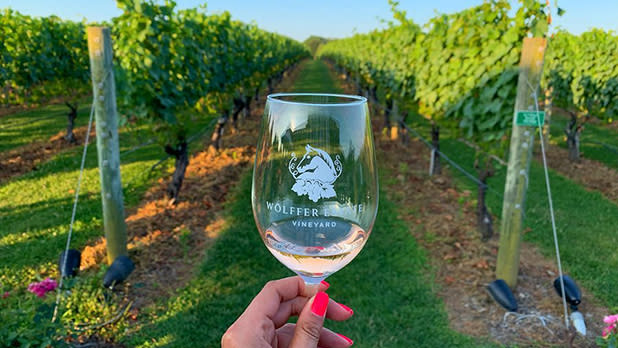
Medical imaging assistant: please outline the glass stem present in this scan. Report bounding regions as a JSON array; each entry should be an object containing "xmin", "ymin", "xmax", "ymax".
[{"xmin": 300, "ymin": 274, "xmax": 326, "ymax": 287}]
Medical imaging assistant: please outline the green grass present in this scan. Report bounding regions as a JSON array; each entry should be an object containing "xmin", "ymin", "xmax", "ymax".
[
  {"xmin": 548, "ymin": 112, "xmax": 618, "ymax": 170},
  {"xmin": 125, "ymin": 174, "xmax": 496, "ymax": 348},
  {"xmin": 0, "ymin": 100, "xmax": 92, "ymax": 153},
  {"xmin": 126, "ymin": 59, "xmax": 497, "ymax": 347},
  {"xmin": 402, "ymin": 111, "xmax": 618, "ymax": 310},
  {"xmin": 291, "ymin": 59, "xmax": 344, "ymax": 94},
  {"xmin": 0, "ymin": 113, "xmax": 215, "ymax": 290}
]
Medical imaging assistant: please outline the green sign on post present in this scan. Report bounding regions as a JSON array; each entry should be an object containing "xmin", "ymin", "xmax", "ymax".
[{"xmin": 516, "ymin": 110, "xmax": 545, "ymax": 126}]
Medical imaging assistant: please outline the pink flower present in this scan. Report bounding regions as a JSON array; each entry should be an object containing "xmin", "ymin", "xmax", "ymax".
[
  {"xmin": 604, "ymin": 314, "xmax": 618, "ymax": 325},
  {"xmin": 603, "ymin": 323, "xmax": 616, "ymax": 338},
  {"xmin": 601, "ymin": 314, "xmax": 618, "ymax": 338},
  {"xmin": 27, "ymin": 278, "xmax": 58, "ymax": 298},
  {"xmin": 1, "ymin": 291, "xmax": 8, "ymax": 299}
]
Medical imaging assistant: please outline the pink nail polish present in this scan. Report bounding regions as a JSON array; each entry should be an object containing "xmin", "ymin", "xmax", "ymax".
[
  {"xmin": 338, "ymin": 303, "xmax": 354, "ymax": 315},
  {"xmin": 311, "ymin": 291, "xmax": 329, "ymax": 316},
  {"xmin": 337, "ymin": 333, "xmax": 354, "ymax": 345},
  {"xmin": 320, "ymin": 280, "xmax": 330, "ymax": 289}
]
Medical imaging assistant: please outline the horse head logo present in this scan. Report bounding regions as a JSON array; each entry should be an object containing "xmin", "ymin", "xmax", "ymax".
[{"xmin": 289, "ymin": 145, "xmax": 342, "ymax": 202}]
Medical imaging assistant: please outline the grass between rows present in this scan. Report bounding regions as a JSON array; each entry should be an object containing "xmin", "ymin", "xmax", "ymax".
[
  {"xmin": 0, "ymin": 99, "xmax": 92, "ymax": 153},
  {"xmin": 290, "ymin": 59, "xmax": 344, "ymax": 93},
  {"xmin": 125, "ymin": 59, "xmax": 497, "ymax": 347},
  {"xmin": 404, "ymin": 111, "xmax": 618, "ymax": 311},
  {"xmin": 0, "ymin": 112, "xmax": 215, "ymax": 290}
]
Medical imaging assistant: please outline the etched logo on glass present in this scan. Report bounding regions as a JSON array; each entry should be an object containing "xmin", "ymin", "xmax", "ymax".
[{"xmin": 288, "ymin": 145, "xmax": 342, "ymax": 202}]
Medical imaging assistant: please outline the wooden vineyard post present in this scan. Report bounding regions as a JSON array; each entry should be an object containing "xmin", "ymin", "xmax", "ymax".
[
  {"xmin": 87, "ymin": 27, "xmax": 128, "ymax": 264},
  {"xmin": 496, "ymin": 38, "xmax": 547, "ymax": 287}
]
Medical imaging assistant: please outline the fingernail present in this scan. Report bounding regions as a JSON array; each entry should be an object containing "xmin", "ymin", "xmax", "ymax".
[
  {"xmin": 320, "ymin": 280, "xmax": 330, "ymax": 289},
  {"xmin": 311, "ymin": 291, "xmax": 329, "ymax": 317},
  {"xmin": 338, "ymin": 303, "xmax": 354, "ymax": 315},
  {"xmin": 337, "ymin": 333, "xmax": 354, "ymax": 345}
]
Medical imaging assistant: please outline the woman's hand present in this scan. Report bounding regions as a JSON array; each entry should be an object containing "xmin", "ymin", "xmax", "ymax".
[{"xmin": 222, "ymin": 276, "xmax": 354, "ymax": 348}]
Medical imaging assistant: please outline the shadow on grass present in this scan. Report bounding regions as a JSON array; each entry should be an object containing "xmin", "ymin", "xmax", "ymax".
[
  {"xmin": 0, "ymin": 168, "xmax": 160, "ymax": 274},
  {"xmin": 0, "ymin": 116, "xmax": 217, "ymax": 283},
  {"xmin": 125, "ymin": 173, "xmax": 497, "ymax": 348},
  {"xmin": 0, "ymin": 103, "xmax": 92, "ymax": 153},
  {"xmin": 0, "ymin": 194, "xmax": 98, "ymax": 234}
]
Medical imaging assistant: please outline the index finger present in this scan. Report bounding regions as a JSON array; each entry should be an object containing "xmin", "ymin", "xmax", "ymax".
[{"xmin": 246, "ymin": 277, "xmax": 328, "ymax": 319}]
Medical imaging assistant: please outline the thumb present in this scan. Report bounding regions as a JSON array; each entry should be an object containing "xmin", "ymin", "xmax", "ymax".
[{"xmin": 289, "ymin": 291, "xmax": 329, "ymax": 348}]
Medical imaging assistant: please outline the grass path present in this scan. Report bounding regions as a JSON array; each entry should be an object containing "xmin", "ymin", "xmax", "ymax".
[
  {"xmin": 290, "ymin": 59, "xmax": 344, "ymax": 93},
  {"xmin": 126, "ymin": 60, "xmax": 497, "ymax": 347}
]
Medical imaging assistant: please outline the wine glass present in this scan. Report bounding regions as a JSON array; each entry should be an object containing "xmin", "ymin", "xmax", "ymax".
[{"xmin": 252, "ymin": 93, "xmax": 378, "ymax": 285}]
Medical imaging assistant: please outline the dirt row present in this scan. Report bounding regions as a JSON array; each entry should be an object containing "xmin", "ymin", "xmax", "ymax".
[
  {"xmin": 0, "ymin": 125, "xmax": 91, "ymax": 184},
  {"xmin": 332, "ymin": 69, "xmax": 609, "ymax": 347},
  {"xmin": 80, "ymin": 131, "xmax": 257, "ymax": 309},
  {"xmin": 378, "ymin": 137, "xmax": 608, "ymax": 347},
  {"xmin": 540, "ymin": 141, "xmax": 618, "ymax": 204}
]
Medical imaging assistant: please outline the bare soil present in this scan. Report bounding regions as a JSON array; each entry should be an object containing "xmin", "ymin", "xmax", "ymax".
[
  {"xmin": 74, "ymin": 110, "xmax": 263, "ymax": 347},
  {"xmin": 536, "ymin": 108, "xmax": 618, "ymax": 204},
  {"xmin": 537, "ymin": 144, "xmax": 618, "ymax": 204},
  {"xmin": 0, "ymin": 125, "xmax": 92, "ymax": 183},
  {"xmin": 80, "ymin": 127, "xmax": 257, "ymax": 308}
]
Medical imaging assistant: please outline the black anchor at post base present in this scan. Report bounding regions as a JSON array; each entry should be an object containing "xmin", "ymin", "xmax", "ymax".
[
  {"xmin": 487, "ymin": 279, "xmax": 518, "ymax": 312},
  {"xmin": 59, "ymin": 249, "xmax": 81, "ymax": 277},
  {"xmin": 103, "ymin": 255, "xmax": 135, "ymax": 288},
  {"xmin": 553, "ymin": 275, "xmax": 581, "ymax": 309}
]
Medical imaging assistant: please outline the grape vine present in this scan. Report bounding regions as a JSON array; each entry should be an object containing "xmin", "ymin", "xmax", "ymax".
[
  {"xmin": 319, "ymin": 0, "xmax": 552, "ymax": 157},
  {"xmin": 0, "ymin": 9, "xmax": 89, "ymax": 107},
  {"xmin": 1, "ymin": 2, "xmax": 307, "ymax": 200},
  {"xmin": 113, "ymin": 0, "xmax": 307, "ymax": 201},
  {"xmin": 318, "ymin": 0, "xmax": 551, "ymax": 237}
]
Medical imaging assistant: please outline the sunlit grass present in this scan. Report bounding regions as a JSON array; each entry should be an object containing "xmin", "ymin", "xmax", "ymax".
[
  {"xmin": 0, "ymin": 112, "xmax": 215, "ymax": 290},
  {"xmin": 0, "ymin": 100, "xmax": 92, "ymax": 153}
]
